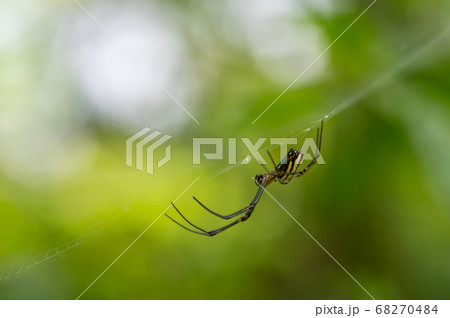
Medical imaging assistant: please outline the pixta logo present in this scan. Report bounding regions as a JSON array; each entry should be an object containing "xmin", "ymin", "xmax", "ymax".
[
  {"xmin": 126, "ymin": 128, "xmax": 172, "ymax": 175},
  {"xmin": 193, "ymin": 137, "xmax": 325, "ymax": 164},
  {"xmin": 126, "ymin": 129, "xmax": 325, "ymax": 175}
]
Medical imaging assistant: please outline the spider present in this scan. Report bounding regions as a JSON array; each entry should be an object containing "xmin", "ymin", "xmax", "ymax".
[{"xmin": 165, "ymin": 121, "xmax": 323, "ymax": 236}]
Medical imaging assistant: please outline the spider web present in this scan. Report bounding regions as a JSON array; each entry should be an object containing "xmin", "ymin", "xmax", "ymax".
[
  {"xmin": 0, "ymin": 228, "xmax": 103, "ymax": 282},
  {"xmin": 199, "ymin": 26, "xmax": 450, "ymax": 188},
  {"xmin": 2, "ymin": 25, "xmax": 448, "ymax": 286}
]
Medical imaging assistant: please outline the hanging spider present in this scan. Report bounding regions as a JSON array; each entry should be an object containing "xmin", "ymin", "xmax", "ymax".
[{"xmin": 165, "ymin": 121, "xmax": 324, "ymax": 236}]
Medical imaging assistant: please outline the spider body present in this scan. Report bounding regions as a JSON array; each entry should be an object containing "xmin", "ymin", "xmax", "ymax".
[
  {"xmin": 254, "ymin": 149, "xmax": 302, "ymax": 186},
  {"xmin": 165, "ymin": 121, "xmax": 323, "ymax": 237},
  {"xmin": 276, "ymin": 149, "xmax": 304, "ymax": 184}
]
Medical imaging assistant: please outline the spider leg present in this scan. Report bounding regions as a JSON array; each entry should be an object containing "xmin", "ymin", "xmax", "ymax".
[
  {"xmin": 318, "ymin": 120, "xmax": 323, "ymax": 151},
  {"xmin": 258, "ymin": 162, "xmax": 271, "ymax": 174},
  {"xmin": 274, "ymin": 151, "xmax": 320, "ymax": 179},
  {"xmin": 165, "ymin": 204, "xmax": 256, "ymax": 236},
  {"xmin": 165, "ymin": 179, "xmax": 268, "ymax": 236},
  {"xmin": 276, "ymin": 120, "xmax": 324, "ymax": 179},
  {"xmin": 192, "ymin": 177, "xmax": 268, "ymax": 219},
  {"xmin": 169, "ymin": 202, "xmax": 209, "ymax": 232},
  {"xmin": 291, "ymin": 151, "xmax": 320, "ymax": 178},
  {"xmin": 164, "ymin": 213, "xmax": 209, "ymax": 236},
  {"xmin": 258, "ymin": 149, "xmax": 277, "ymax": 174},
  {"xmin": 201, "ymin": 209, "xmax": 256, "ymax": 236},
  {"xmin": 266, "ymin": 150, "xmax": 277, "ymax": 169},
  {"xmin": 193, "ymin": 197, "xmax": 250, "ymax": 219}
]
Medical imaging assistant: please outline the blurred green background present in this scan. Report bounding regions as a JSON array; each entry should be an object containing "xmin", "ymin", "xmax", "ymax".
[{"xmin": 0, "ymin": 0, "xmax": 449, "ymax": 299}]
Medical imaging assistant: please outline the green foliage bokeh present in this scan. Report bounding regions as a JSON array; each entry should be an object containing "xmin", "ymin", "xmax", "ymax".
[{"xmin": 0, "ymin": 0, "xmax": 449, "ymax": 299}]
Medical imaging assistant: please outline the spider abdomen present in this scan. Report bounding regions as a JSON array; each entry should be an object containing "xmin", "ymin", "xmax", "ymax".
[{"xmin": 277, "ymin": 149, "xmax": 303, "ymax": 184}]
